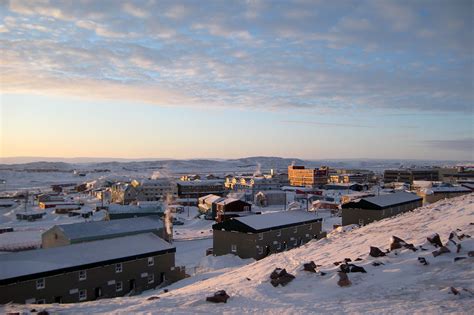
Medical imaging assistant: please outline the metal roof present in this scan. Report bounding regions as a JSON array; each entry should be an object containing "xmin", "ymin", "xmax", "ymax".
[
  {"xmin": 0, "ymin": 233, "xmax": 174, "ymax": 284},
  {"xmin": 54, "ymin": 216, "xmax": 163, "ymax": 242}
]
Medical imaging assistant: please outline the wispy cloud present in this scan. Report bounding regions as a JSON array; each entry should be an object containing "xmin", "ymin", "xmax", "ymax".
[
  {"xmin": 0, "ymin": 0, "xmax": 472, "ymax": 114},
  {"xmin": 281, "ymin": 120, "xmax": 418, "ymax": 129},
  {"xmin": 424, "ymin": 138, "xmax": 474, "ymax": 152}
]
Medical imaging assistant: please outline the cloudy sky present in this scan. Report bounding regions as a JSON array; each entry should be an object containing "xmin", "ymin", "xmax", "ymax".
[{"xmin": 1, "ymin": 0, "xmax": 473, "ymax": 160}]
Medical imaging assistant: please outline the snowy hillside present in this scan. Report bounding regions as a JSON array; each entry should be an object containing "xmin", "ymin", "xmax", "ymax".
[{"xmin": 3, "ymin": 194, "xmax": 474, "ymax": 314}]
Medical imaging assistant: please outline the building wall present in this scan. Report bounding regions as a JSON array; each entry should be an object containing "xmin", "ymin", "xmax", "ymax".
[
  {"xmin": 42, "ymin": 227, "xmax": 70, "ymax": 249},
  {"xmin": 418, "ymin": 191, "xmax": 470, "ymax": 204},
  {"xmin": 0, "ymin": 252, "xmax": 176, "ymax": 304},
  {"xmin": 213, "ymin": 221, "xmax": 323, "ymax": 260},
  {"xmin": 288, "ymin": 166, "xmax": 328, "ymax": 187},
  {"xmin": 342, "ymin": 200, "xmax": 422, "ymax": 226}
]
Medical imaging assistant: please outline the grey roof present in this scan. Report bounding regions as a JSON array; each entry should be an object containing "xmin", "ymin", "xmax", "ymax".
[
  {"xmin": 0, "ymin": 233, "xmax": 174, "ymax": 282},
  {"xmin": 363, "ymin": 192, "xmax": 421, "ymax": 208},
  {"xmin": 234, "ymin": 210, "xmax": 320, "ymax": 231},
  {"xmin": 54, "ymin": 216, "xmax": 163, "ymax": 242}
]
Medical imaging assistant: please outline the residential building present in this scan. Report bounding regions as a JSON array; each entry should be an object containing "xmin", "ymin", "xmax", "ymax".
[
  {"xmin": 288, "ymin": 165, "xmax": 329, "ymax": 187},
  {"xmin": 341, "ymin": 192, "xmax": 422, "ymax": 226},
  {"xmin": 42, "ymin": 216, "xmax": 167, "ymax": 249},
  {"xmin": 176, "ymin": 180, "xmax": 225, "ymax": 198},
  {"xmin": 417, "ymin": 185, "xmax": 471, "ymax": 204},
  {"xmin": 197, "ymin": 194, "xmax": 225, "ymax": 218},
  {"xmin": 0, "ymin": 233, "xmax": 184, "ymax": 304},
  {"xmin": 254, "ymin": 190, "xmax": 287, "ymax": 207},
  {"xmin": 215, "ymin": 198, "xmax": 252, "ymax": 222},
  {"xmin": 106, "ymin": 202, "xmax": 164, "ymax": 220},
  {"xmin": 111, "ymin": 179, "xmax": 176, "ymax": 204},
  {"xmin": 384, "ymin": 168, "xmax": 439, "ymax": 184},
  {"xmin": 212, "ymin": 210, "xmax": 323, "ymax": 260}
]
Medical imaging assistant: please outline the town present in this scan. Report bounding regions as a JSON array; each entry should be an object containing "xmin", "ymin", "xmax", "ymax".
[{"xmin": 0, "ymin": 159, "xmax": 472, "ymax": 306}]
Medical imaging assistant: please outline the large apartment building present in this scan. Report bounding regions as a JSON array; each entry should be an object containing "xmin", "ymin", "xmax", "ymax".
[
  {"xmin": 383, "ymin": 169, "xmax": 439, "ymax": 184},
  {"xmin": 288, "ymin": 165, "xmax": 329, "ymax": 187}
]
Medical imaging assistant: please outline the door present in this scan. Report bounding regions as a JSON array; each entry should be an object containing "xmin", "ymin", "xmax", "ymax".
[
  {"xmin": 160, "ymin": 272, "xmax": 166, "ymax": 284},
  {"xmin": 129, "ymin": 279, "xmax": 136, "ymax": 292},
  {"xmin": 54, "ymin": 296, "xmax": 62, "ymax": 304},
  {"xmin": 94, "ymin": 287, "xmax": 102, "ymax": 299}
]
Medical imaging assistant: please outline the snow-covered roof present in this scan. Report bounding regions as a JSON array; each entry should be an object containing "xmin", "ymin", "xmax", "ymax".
[
  {"xmin": 229, "ymin": 210, "xmax": 321, "ymax": 232},
  {"xmin": 360, "ymin": 192, "xmax": 421, "ymax": 208},
  {"xmin": 0, "ymin": 233, "xmax": 174, "ymax": 283},
  {"xmin": 53, "ymin": 216, "xmax": 163, "ymax": 241},
  {"xmin": 422, "ymin": 186, "xmax": 471, "ymax": 194}
]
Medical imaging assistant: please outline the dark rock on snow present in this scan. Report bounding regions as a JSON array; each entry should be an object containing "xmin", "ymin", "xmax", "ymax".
[
  {"xmin": 303, "ymin": 261, "xmax": 318, "ymax": 273},
  {"xmin": 427, "ymin": 233, "xmax": 443, "ymax": 248},
  {"xmin": 270, "ymin": 268, "xmax": 295, "ymax": 287},
  {"xmin": 454, "ymin": 257, "xmax": 467, "ymax": 262},
  {"xmin": 390, "ymin": 236, "xmax": 417, "ymax": 252},
  {"xmin": 418, "ymin": 257, "xmax": 429, "ymax": 265},
  {"xmin": 337, "ymin": 271, "xmax": 352, "ymax": 287},
  {"xmin": 369, "ymin": 246, "xmax": 386, "ymax": 257},
  {"xmin": 372, "ymin": 261, "xmax": 384, "ymax": 266},
  {"xmin": 147, "ymin": 296, "xmax": 160, "ymax": 301},
  {"xmin": 206, "ymin": 290, "xmax": 230, "ymax": 303}
]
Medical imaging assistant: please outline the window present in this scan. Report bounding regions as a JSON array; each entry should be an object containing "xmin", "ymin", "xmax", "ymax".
[
  {"xmin": 148, "ymin": 257, "xmax": 154, "ymax": 266},
  {"xmin": 116, "ymin": 281, "xmax": 123, "ymax": 292},
  {"xmin": 358, "ymin": 219, "xmax": 364, "ymax": 226},
  {"xmin": 293, "ymin": 227, "xmax": 298, "ymax": 233},
  {"xmin": 257, "ymin": 246, "xmax": 263, "ymax": 254},
  {"xmin": 115, "ymin": 263, "xmax": 123, "ymax": 273},
  {"xmin": 258, "ymin": 233, "xmax": 263, "ymax": 240},
  {"xmin": 79, "ymin": 289, "xmax": 87, "ymax": 301},
  {"xmin": 79, "ymin": 270, "xmax": 87, "ymax": 281},
  {"xmin": 36, "ymin": 278, "xmax": 45, "ymax": 290},
  {"xmin": 276, "ymin": 242, "xmax": 281, "ymax": 250},
  {"xmin": 308, "ymin": 223, "xmax": 312, "ymax": 230},
  {"xmin": 148, "ymin": 274, "xmax": 154, "ymax": 284},
  {"xmin": 231, "ymin": 244, "xmax": 237, "ymax": 253},
  {"xmin": 276, "ymin": 230, "xmax": 281, "ymax": 237}
]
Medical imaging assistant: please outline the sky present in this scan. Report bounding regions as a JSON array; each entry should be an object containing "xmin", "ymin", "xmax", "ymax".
[{"xmin": 0, "ymin": 0, "xmax": 473, "ymax": 161}]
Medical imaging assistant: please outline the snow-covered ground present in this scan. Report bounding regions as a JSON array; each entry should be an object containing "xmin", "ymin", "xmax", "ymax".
[{"xmin": 4, "ymin": 193, "xmax": 472, "ymax": 314}]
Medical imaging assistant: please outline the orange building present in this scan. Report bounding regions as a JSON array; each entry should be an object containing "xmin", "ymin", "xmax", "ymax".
[{"xmin": 288, "ymin": 165, "xmax": 329, "ymax": 187}]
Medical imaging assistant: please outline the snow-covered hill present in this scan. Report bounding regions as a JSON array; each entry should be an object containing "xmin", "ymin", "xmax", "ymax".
[{"xmin": 4, "ymin": 194, "xmax": 474, "ymax": 314}]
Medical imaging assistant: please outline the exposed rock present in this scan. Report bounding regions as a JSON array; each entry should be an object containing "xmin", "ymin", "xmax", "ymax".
[
  {"xmin": 147, "ymin": 296, "xmax": 160, "ymax": 301},
  {"xmin": 432, "ymin": 246, "xmax": 451, "ymax": 257},
  {"xmin": 372, "ymin": 261, "xmax": 384, "ymax": 266},
  {"xmin": 454, "ymin": 257, "xmax": 467, "ymax": 262},
  {"xmin": 37, "ymin": 311, "xmax": 49, "ymax": 315},
  {"xmin": 344, "ymin": 258, "xmax": 352, "ymax": 263},
  {"xmin": 340, "ymin": 263, "xmax": 367, "ymax": 273},
  {"xmin": 418, "ymin": 257, "xmax": 429, "ymax": 265},
  {"xmin": 450, "ymin": 287, "xmax": 460, "ymax": 295},
  {"xmin": 355, "ymin": 258, "xmax": 363, "ymax": 261},
  {"xmin": 270, "ymin": 268, "xmax": 295, "ymax": 287},
  {"xmin": 390, "ymin": 236, "xmax": 417, "ymax": 252},
  {"xmin": 337, "ymin": 271, "xmax": 352, "ymax": 287},
  {"xmin": 468, "ymin": 251, "xmax": 474, "ymax": 257},
  {"xmin": 206, "ymin": 290, "xmax": 230, "ymax": 303},
  {"xmin": 427, "ymin": 233, "xmax": 443, "ymax": 247},
  {"xmin": 369, "ymin": 246, "xmax": 386, "ymax": 257},
  {"xmin": 303, "ymin": 261, "xmax": 318, "ymax": 273},
  {"xmin": 320, "ymin": 272, "xmax": 327, "ymax": 276}
]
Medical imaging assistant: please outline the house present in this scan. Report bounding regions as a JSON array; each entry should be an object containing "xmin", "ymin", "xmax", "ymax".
[
  {"xmin": 197, "ymin": 194, "xmax": 225, "ymax": 217},
  {"xmin": 176, "ymin": 180, "xmax": 225, "ymax": 198},
  {"xmin": 212, "ymin": 210, "xmax": 323, "ymax": 260},
  {"xmin": 417, "ymin": 185, "xmax": 471, "ymax": 204},
  {"xmin": 254, "ymin": 191, "xmax": 287, "ymax": 207},
  {"xmin": 288, "ymin": 165, "xmax": 329, "ymax": 187},
  {"xmin": 110, "ymin": 179, "xmax": 176, "ymax": 204},
  {"xmin": 215, "ymin": 198, "xmax": 252, "ymax": 222},
  {"xmin": 341, "ymin": 192, "xmax": 422, "ymax": 226},
  {"xmin": 41, "ymin": 216, "xmax": 167, "ymax": 248},
  {"xmin": 54, "ymin": 204, "xmax": 82, "ymax": 214},
  {"xmin": 0, "ymin": 233, "xmax": 184, "ymax": 304},
  {"xmin": 39, "ymin": 201, "xmax": 81, "ymax": 209},
  {"xmin": 16, "ymin": 212, "xmax": 46, "ymax": 221}
]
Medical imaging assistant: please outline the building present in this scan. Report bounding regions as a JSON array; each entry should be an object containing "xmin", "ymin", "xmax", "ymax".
[
  {"xmin": 0, "ymin": 233, "xmax": 183, "ymax": 304},
  {"xmin": 288, "ymin": 165, "xmax": 329, "ymax": 187},
  {"xmin": 341, "ymin": 192, "xmax": 422, "ymax": 226},
  {"xmin": 324, "ymin": 183, "xmax": 367, "ymax": 191},
  {"xmin": 39, "ymin": 201, "xmax": 81, "ymax": 209},
  {"xmin": 106, "ymin": 202, "xmax": 164, "ymax": 220},
  {"xmin": 329, "ymin": 173, "xmax": 371, "ymax": 184},
  {"xmin": 438, "ymin": 167, "xmax": 474, "ymax": 184},
  {"xmin": 417, "ymin": 185, "xmax": 471, "ymax": 204},
  {"xmin": 42, "ymin": 216, "xmax": 166, "ymax": 248},
  {"xmin": 215, "ymin": 198, "xmax": 252, "ymax": 222},
  {"xmin": 383, "ymin": 169, "xmax": 439, "ymax": 184},
  {"xmin": 197, "ymin": 194, "xmax": 225, "ymax": 218},
  {"xmin": 212, "ymin": 210, "xmax": 323, "ymax": 260},
  {"xmin": 254, "ymin": 190, "xmax": 287, "ymax": 207},
  {"xmin": 111, "ymin": 179, "xmax": 176, "ymax": 204},
  {"xmin": 176, "ymin": 180, "xmax": 225, "ymax": 198}
]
